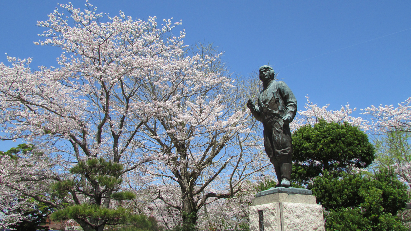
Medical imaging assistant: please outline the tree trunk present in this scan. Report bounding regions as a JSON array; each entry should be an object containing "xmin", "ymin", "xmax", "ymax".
[
  {"xmin": 181, "ymin": 195, "xmax": 198, "ymax": 231},
  {"xmin": 75, "ymin": 219, "xmax": 105, "ymax": 231},
  {"xmin": 75, "ymin": 220, "xmax": 94, "ymax": 231}
]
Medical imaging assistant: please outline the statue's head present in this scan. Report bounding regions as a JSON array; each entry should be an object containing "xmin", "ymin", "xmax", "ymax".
[{"xmin": 259, "ymin": 65, "xmax": 275, "ymax": 81}]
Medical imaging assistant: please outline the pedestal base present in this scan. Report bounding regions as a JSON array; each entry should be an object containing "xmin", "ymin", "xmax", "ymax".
[{"xmin": 249, "ymin": 187, "xmax": 325, "ymax": 231}]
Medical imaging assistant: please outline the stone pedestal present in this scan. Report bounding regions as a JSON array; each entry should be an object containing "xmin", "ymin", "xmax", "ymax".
[{"xmin": 249, "ymin": 187, "xmax": 325, "ymax": 231}]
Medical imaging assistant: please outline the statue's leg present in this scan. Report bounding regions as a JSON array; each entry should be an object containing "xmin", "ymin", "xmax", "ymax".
[
  {"xmin": 280, "ymin": 163, "xmax": 292, "ymax": 186},
  {"xmin": 273, "ymin": 124, "xmax": 293, "ymax": 187},
  {"xmin": 264, "ymin": 128, "xmax": 282, "ymax": 184},
  {"xmin": 273, "ymin": 161, "xmax": 282, "ymax": 186}
]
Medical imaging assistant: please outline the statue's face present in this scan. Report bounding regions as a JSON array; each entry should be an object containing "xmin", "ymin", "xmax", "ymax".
[{"xmin": 259, "ymin": 68, "xmax": 272, "ymax": 82}]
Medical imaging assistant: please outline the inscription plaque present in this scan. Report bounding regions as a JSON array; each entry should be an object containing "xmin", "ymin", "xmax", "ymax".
[{"xmin": 258, "ymin": 210, "xmax": 264, "ymax": 231}]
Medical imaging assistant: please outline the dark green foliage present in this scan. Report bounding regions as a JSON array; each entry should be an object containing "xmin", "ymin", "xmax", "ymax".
[
  {"xmin": 51, "ymin": 180, "xmax": 75, "ymax": 201},
  {"xmin": 291, "ymin": 120, "xmax": 407, "ymax": 229},
  {"xmin": 111, "ymin": 191, "xmax": 137, "ymax": 201},
  {"xmin": 292, "ymin": 120, "xmax": 375, "ymax": 185},
  {"xmin": 309, "ymin": 171, "xmax": 364, "ymax": 210},
  {"xmin": 309, "ymin": 169, "xmax": 408, "ymax": 230},
  {"xmin": 52, "ymin": 205, "xmax": 159, "ymax": 231},
  {"xmin": 50, "ymin": 158, "xmax": 149, "ymax": 231},
  {"xmin": 324, "ymin": 207, "xmax": 408, "ymax": 231},
  {"xmin": 70, "ymin": 157, "xmax": 123, "ymax": 190},
  {"xmin": 0, "ymin": 143, "xmax": 36, "ymax": 159},
  {"xmin": 371, "ymin": 169, "xmax": 409, "ymax": 215},
  {"xmin": 51, "ymin": 204, "xmax": 143, "ymax": 225},
  {"xmin": 324, "ymin": 208, "xmax": 372, "ymax": 231}
]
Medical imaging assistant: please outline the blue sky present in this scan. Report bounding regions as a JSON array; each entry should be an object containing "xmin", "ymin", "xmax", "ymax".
[{"xmin": 1, "ymin": 0, "xmax": 410, "ymax": 151}]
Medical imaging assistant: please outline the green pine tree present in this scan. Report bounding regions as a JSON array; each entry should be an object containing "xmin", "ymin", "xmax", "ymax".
[{"xmin": 50, "ymin": 158, "xmax": 156, "ymax": 231}]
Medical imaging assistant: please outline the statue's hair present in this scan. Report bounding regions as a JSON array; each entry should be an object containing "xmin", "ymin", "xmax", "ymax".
[{"xmin": 259, "ymin": 65, "xmax": 275, "ymax": 79}]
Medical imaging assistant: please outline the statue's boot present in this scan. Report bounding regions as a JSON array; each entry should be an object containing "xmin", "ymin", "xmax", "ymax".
[
  {"xmin": 273, "ymin": 162, "xmax": 283, "ymax": 187},
  {"xmin": 280, "ymin": 163, "xmax": 292, "ymax": 187}
]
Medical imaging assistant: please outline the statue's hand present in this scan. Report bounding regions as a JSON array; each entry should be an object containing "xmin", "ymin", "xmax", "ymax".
[
  {"xmin": 247, "ymin": 99, "xmax": 255, "ymax": 111},
  {"xmin": 282, "ymin": 114, "xmax": 292, "ymax": 124}
]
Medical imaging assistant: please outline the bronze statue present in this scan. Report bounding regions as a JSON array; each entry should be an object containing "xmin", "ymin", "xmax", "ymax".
[{"xmin": 247, "ymin": 65, "xmax": 297, "ymax": 187}]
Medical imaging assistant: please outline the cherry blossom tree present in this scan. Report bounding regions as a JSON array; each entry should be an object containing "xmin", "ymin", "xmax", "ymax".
[
  {"xmin": 109, "ymin": 69, "xmax": 270, "ymax": 230},
  {"xmin": 362, "ymin": 97, "xmax": 411, "ymax": 133},
  {"xmin": 125, "ymin": 178, "xmax": 259, "ymax": 230},
  {"xmin": 0, "ymin": 2, "xmax": 269, "ymax": 230},
  {"xmin": 0, "ymin": 144, "xmax": 59, "ymax": 229},
  {"xmin": 291, "ymin": 96, "xmax": 369, "ymax": 132},
  {"xmin": 130, "ymin": 61, "xmax": 269, "ymax": 229},
  {"xmin": 362, "ymin": 98, "xmax": 411, "ymax": 185}
]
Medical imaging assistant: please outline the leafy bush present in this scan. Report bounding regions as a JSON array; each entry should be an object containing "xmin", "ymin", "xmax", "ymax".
[
  {"xmin": 309, "ymin": 169, "xmax": 408, "ymax": 230},
  {"xmin": 292, "ymin": 120, "xmax": 375, "ymax": 185}
]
